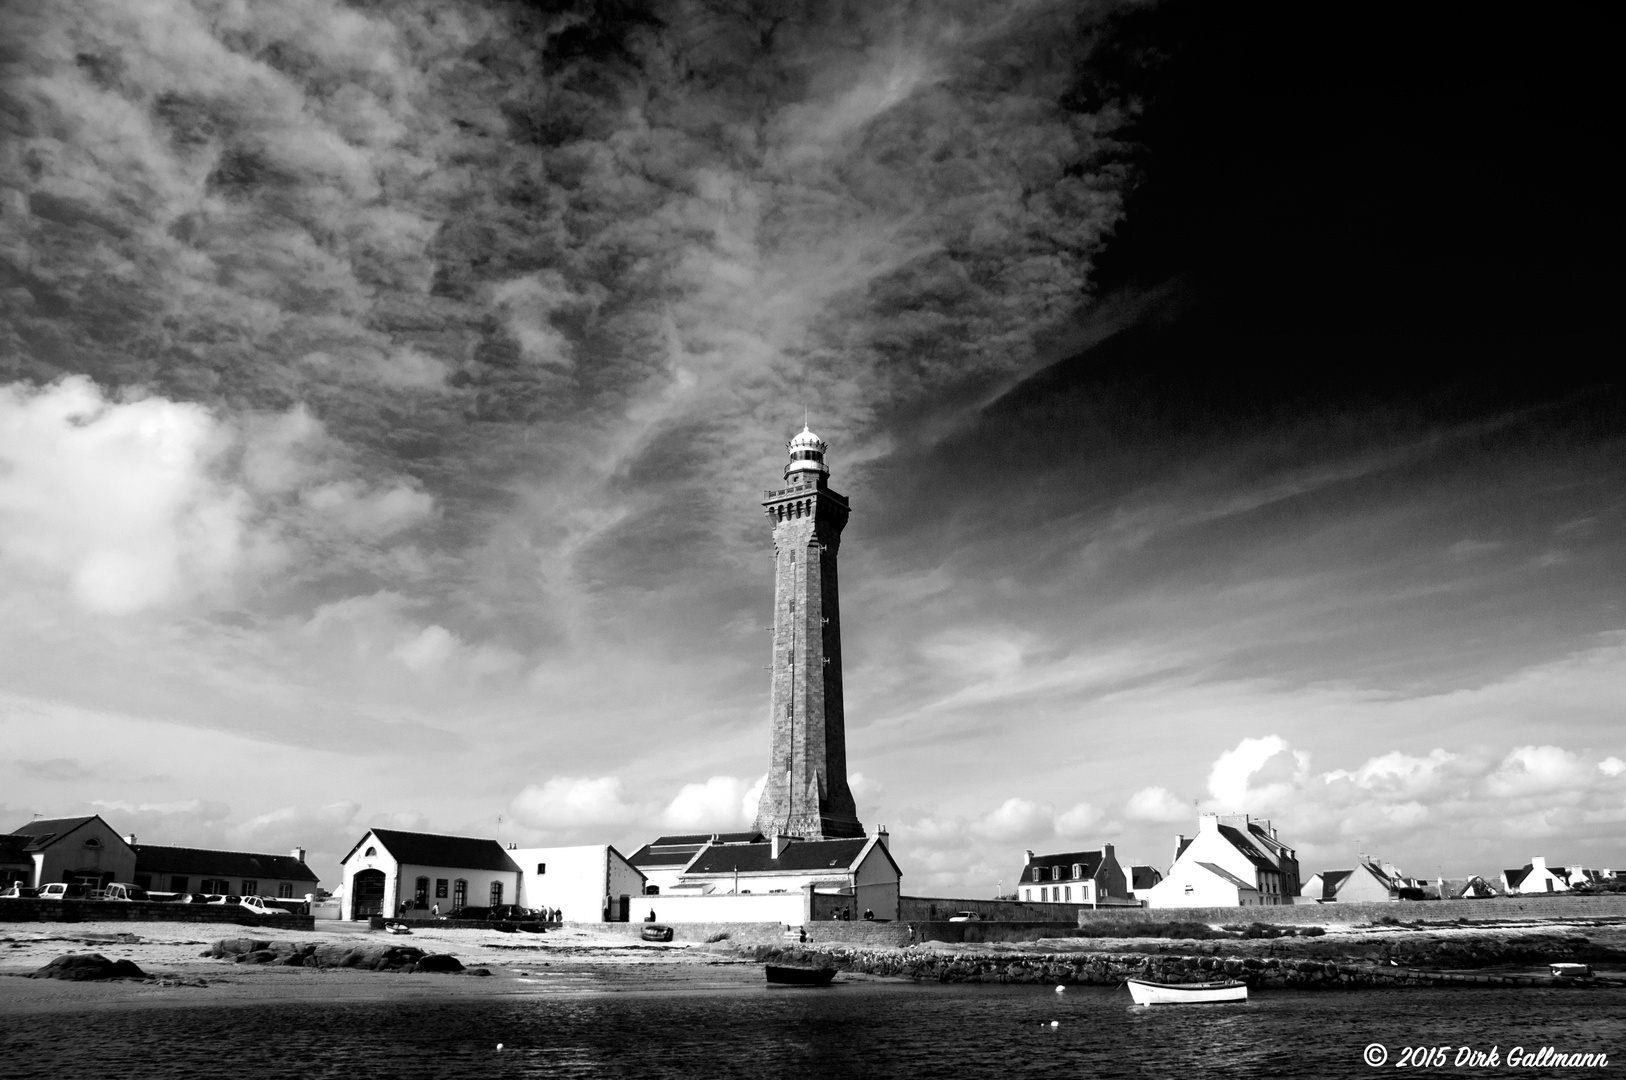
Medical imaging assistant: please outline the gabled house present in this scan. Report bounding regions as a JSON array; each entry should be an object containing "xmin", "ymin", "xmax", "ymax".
[
  {"xmin": 1146, "ymin": 813, "xmax": 1300, "ymax": 908},
  {"xmin": 339, "ymin": 829, "xmax": 520, "ymax": 921},
  {"xmin": 1434, "ymin": 875, "xmax": 1502, "ymax": 900},
  {"xmin": 8, "ymin": 815, "xmax": 137, "ymax": 889},
  {"xmin": 1502, "ymin": 856, "xmax": 1571, "ymax": 895},
  {"xmin": 669, "ymin": 833, "xmax": 901, "ymax": 920},
  {"xmin": 1301, "ymin": 861, "xmax": 1401, "ymax": 903},
  {"xmin": 1127, "ymin": 864, "xmax": 1163, "ymax": 902},
  {"xmin": 626, "ymin": 831, "xmax": 761, "ymax": 895},
  {"xmin": 131, "ymin": 844, "xmax": 319, "ymax": 898},
  {"xmin": 1015, "ymin": 845, "xmax": 1129, "ymax": 905}
]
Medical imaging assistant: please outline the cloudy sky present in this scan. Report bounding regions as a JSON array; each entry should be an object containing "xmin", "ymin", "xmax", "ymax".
[{"xmin": 1, "ymin": 0, "xmax": 1619, "ymax": 894}]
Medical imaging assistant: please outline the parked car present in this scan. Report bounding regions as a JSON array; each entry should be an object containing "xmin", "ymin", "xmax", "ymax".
[
  {"xmin": 0, "ymin": 884, "xmax": 40, "ymax": 899},
  {"xmin": 947, "ymin": 911, "xmax": 982, "ymax": 922},
  {"xmin": 102, "ymin": 883, "xmax": 149, "ymax": 902},
  {"xmin": 239, "ymin": 896, "xmax": 289, "ymax": 916},
  {"xmin": 443, "ymin": 904, "xmax": 546, "ymax": 931},
  {"xmin": 37, "ymin": 883, "xmax": 89, "ymax": 900},
  {"xmin": 204, "ymin": 894, "xmax": 243, "ymax": 905}
]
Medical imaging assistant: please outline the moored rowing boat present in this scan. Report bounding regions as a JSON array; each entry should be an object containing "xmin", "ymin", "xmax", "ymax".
[{"xmin": 1126, "ymin": 978, "xmax": 1247, "ymax": 1005}]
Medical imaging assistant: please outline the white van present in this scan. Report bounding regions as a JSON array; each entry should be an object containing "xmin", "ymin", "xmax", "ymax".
[
  {"xmin": 103, "ymin": 883, "xmax": 149, "ymax": 901},
  {"xmin": 37, "ymin": 883, "xmax": 89, "ymax": 900}
]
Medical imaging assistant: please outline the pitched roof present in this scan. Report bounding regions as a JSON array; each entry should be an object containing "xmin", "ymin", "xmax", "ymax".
[
  {"xmin": 345, "ymin": 829, "xmax": 519, "ymax": 873},
  {"xmin": 10, "ymin": 816, "xmax": 100, "ymax": 851},
  {"xmin": 628, "ymin": 832, "xmax": 762, "ymax": 868},
  {"xmin": 0, "ymin": 834, "xmax": 32, "ymax": 863},
  {"xmin": 1215, "ymin": 825, "xmax": 1278, "ymax": 871},
  {"xmin": 1503, "ymin": 866, "xmax": 1532, "ymax": 888},
  {"xmin": 132, "ymin": 845, "xmax": 318, "ymax": 883},
  {"xmin": 1017, "ymin": 849, "xmax": 1105, "ymax": 885},
  {"xmin": 684, "ymin": 838, "xmax": 873, "ymax": 876},
  {"xmin": 1195, "ymin": 862, "xmax": 1258, "ymax": 892},
  {"xmin": 1316, "ymin": 869, "xmax": 1354, "ymax": 900},
  {"xmin": 1130, "ymin": 865, "xmax": 1161, "ymax": 890}
]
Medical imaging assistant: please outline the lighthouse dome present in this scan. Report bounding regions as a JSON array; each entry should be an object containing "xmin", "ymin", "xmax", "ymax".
[{"xmin": 785, "ymin": 426, "xmax": 829, "ymax": 478}]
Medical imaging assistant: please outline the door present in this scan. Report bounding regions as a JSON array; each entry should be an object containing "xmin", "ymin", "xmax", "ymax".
[
  {"xmin": 617, "ymin": 894, "xmax": 630, "ymax": 922},
  {"xmin": 352, "ymin": 869, "xmax": 387, "ymax": 920}
]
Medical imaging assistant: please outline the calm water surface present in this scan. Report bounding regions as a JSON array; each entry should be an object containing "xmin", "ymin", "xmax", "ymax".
[{"xmin": 5, "ymin": 969, "xmax": 1621, "ymax": 1078}]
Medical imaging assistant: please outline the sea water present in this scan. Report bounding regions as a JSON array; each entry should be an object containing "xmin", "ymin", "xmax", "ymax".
[{"xmin": 5, "ymin": 970, "xmax": 1621, "ymax": 1078}]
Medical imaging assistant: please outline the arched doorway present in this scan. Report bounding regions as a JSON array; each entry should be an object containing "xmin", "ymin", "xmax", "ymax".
[{"xmin": 352, "ymin": 869, "xmax": 386, "ymax": 920}]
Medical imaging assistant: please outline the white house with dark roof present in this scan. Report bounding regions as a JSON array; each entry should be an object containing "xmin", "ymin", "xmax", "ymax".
[
  {"xmin": 635, "ymin": 832, "xmax": 900, "ymax": 923},
  {"xmin": 339, "ymin": 828, "xmax": 520, "ymax": 921},
  {"xmin": 1015, "ymin": 845, "xmax": 1132, "ymax": 905},
  {"xmin": 1502, "ymin": 856, "xmax": 1571, "ymax": 895},
  {"xmin": 1146, "ymin": 812, "xmax": 1300, "ymax": 908},
  {"xmin": 7, "ymin": 815, "xmax": 136, "ymax": 889},
  {"xmin": 1127, "ymin": 864, "xmax": 1164, "ymax": 901},
  {"xmin": 132, "ymin": 844, "xmax": 320, "ymax": 898},
  {"xmin": 626, "ymin": 831, "xmax": 762, "ymax": 895},
  {"xmin": 1300, "ymin": 861, "xmax": 1401, "ymax": 903}
]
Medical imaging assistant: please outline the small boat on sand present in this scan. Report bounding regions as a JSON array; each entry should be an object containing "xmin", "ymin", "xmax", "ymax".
[
  {"xmin": 1550, "ymin": 963, "xmax": 1592, "ymax": 979},
  {"xmin": 1126, "ymin": 978, "xmax": 1247, "ymax": 1005},
  {"xmin": 384, "ymin": 922, "xmax": 413, "ymax": 935},
  {"xmin": 641, "ymin": 924, "xmax": 674, "ymax": 942},
  {"xmin": 765, "ymin": 964, "xmax": 837, "ymax": 986}
]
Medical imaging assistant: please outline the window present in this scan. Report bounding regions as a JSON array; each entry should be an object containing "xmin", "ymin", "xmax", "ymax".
[
  {"xmin": 489, "ymin": 881, "xmax": 504, "ymax": 907},
  {"xmin": 435, "ymin": 878, "xmax": 448, "ymax": 898},
  {"xmin": 1065, "ymin": 886, "xmax": 1072, "ymax": 901},
  {"xmin": 84, "ymin": 837, "xmax": 101, "ymax": 848},
  {"xmin": 241, "ymin": 880, "xmax": 257, "ymax": 895},
  {"xmin": 414, "ymin": 877, "xmax": 429, "ymax": 905},
  {"xmin": 1040, "ymin": 887, "xmax": 1048, "ymax": 901},
  {"xmin": 1032, "ymin": 867, "xmax": 1044, "ymax": 882},
  {"xmin": 453, "ymin": 880, "xmax": 467, "ymax": 907},
  {"xmin": 278, "ymin": 883, "xmax": 294, "ymax": 898},
  {"xmin": 536, "ymin": 863, "xmax": 546, "ymax": 875},
  {"xmin": 645, "ymin": 884, "xmax": 660, "ymax": 895},
  {"xmin": 201, "ymin": 878, "xmax": 229, "ymax": 893},
  {"xmin": 1052, "ymin": 865, "xmax": 1063, "ymax": 881},
  {"xmin": 364, "ymin": 846, "xmax": 376, "ymax": 857},
  {"xmin": 1072, "ymin": 863, "xmax": 1082, "ymax": 878},
  {"xmin": 170, "ymin": 876, "xmax": 189, "ymax": 892}
]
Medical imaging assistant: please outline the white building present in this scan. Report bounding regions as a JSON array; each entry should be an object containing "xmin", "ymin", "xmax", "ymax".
[
  {"xmin": 510, "ymin": 844, "xmax": 645, "ymax": 923},
  {"xmin": 1502, "ymin": 856, "xmax": 1572, "ymax": 895},
  {"xmin": 1015, "ymin": 845, "xmax": 1131, "ymax": 905},
  {"xmin": 339, "ymin": 828, "xmax": 520, "ymax": 921},
  {"xmin": 637, "ymin": 832, "xmax": 901, "ymax": 924},
  {"xmin": 1146, "ymin": 813, "xmax": 1301, "ymax": 909}
]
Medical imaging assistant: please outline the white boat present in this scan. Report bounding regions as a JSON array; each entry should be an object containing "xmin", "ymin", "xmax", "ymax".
[
  {"xmin": 384, "ymin": 922, "xmax": 413, "ymax": 935},
  {"xmin": 1126, "ymin": 978, "xmax": 1248, "ymax": 1005}
]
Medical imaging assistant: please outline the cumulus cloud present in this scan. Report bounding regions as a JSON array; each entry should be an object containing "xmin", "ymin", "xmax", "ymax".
[
  {"xmin": 662, "ymin": 775, "xmax": 761, "ymax": 831},
  {"xmin": 510, "ymin": 776, "xmax": 646, "ymax": 832},
  {"xmin": 1125, "ymin": 786, "xmax": 1190, "ymax": 823}
]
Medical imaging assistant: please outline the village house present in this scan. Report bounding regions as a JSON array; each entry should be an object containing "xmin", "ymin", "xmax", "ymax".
[
  {"xmin": 1433, "ymin": 875, "xmax": 1502, "ymax": 900},
  {"xmin": 509, "ymin": 844, "xmax": 645, "ymax": 922},
  {"xmin": 626, "ymin": 831, "xmax": 761, "ymax": 895},
  {"xmin": 1126, "ymin": 864, "xmax": 1164, "ymax": 902},
  {"xmin": 1146, "ymin": 813, "xmax": 1301, "ymax": 909},
  {"xmin": 1502, "ymin": 856, "xmax": 1574, "ymax": 895},
  {"xmin": 642, "ymin": 831, "xmax": 901, "ymax": 923},
  {"xmin": 131, "ymin": 843, "xmax": 320, "ymax": 898},
  {"xmin": 1299, "ymin": 861, "xmax": 1403, "ymax": 903},
  {"xmin": 1015, "ymin": 845, "xmax": 1132, "ymax": 905},
  {"xmin": 7, "ymin": 816, "xmax": 136, "ymax": 889},
  {"xmin": 339, "ymin": 828, "xmax": 520, "ymax": 921}
]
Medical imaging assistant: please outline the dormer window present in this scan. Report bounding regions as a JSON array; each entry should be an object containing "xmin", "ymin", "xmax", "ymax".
[
  {"xmin": 1052, "ymin": 865, "xmax": 1063, "ymax": 881},
  {"xmin": 1072, "ymin": 863, "xmax": 1082, "ymax": 878},
  {"xmin": 1032, "ymin": 867, "xmax": 1044, "ymax": 882}
]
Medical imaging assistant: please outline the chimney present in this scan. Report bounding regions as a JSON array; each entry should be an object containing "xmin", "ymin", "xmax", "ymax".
[
  {"xmin": 291, "ymin": 846, "xmax": 306, "ymax": 863},
  {"xmin": 1024, "ymin": 848, "xmax": 1035, "ymax": 862},
  {"xmin": 1531, "ymin": 855, "xmax": 1547, "ymax": 869},
  {"xmin": 124, "ymin": 834, "xmax": 138, "ymax": 845},
  {"xmin": 771, "ymin": 834, "xmax": 793, "ymax": 859},
  {"xmin": 876, "ymin": 825, "xmax": 889, "ymax": 850}
]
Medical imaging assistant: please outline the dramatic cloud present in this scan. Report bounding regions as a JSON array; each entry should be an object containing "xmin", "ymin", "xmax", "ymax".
[
  {"xmin": 661, "ymin": 774, "xmax": 762, "ymax": 831},
  {"xmin": 510, "ymin": 776, "xmax": 647, "ymax": 833}
]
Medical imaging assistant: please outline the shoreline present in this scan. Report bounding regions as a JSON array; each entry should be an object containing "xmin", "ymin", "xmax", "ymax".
[{"xmin": 3, "ymin": 916, "xmax": 1624, "ymax": 1013}]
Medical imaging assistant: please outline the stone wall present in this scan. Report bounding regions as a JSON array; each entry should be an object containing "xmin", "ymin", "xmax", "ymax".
[
  {"xmin": 0, "ymin": 899, "xmax": 315, "ymax": 929},
  {"xmin": 900, "ymin": 895, "xmax": 1120, "ymax": 922},
  {"xmin": 1081, "ymin": 893, "xmax": 1626, "ymax": 926}
]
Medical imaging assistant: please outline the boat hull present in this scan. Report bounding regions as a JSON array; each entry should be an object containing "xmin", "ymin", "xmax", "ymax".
[
  {"xmin": 765, "ymin": 964, "xmax": 837, "ymax": 986},
  {"xmin": 1127, "ymin": 978, "xmax": 1247, "ymax": 1005},
  {"xmin": 641, "ymin": 924, "xmax": 674, "ymax": 942}
]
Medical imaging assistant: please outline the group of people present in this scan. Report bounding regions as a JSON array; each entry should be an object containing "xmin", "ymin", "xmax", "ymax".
[{"xmin": 828, "ymin": 907, "xmax": 875, "ymax": 921}]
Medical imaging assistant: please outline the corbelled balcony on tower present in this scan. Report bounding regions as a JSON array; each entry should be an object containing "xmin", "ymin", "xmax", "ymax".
[{"xmin": 753, "ymin": 427, "xmax": 864, "ymax": 840}]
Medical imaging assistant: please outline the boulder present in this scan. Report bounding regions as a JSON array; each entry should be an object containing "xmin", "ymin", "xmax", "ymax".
[
  {"xmin": 30, "ymin": 953, "xmax": 148, "ymax": 981},
  {"xmin": 412, "ymin": 954, "xmax": 465, "ymax": 973}
]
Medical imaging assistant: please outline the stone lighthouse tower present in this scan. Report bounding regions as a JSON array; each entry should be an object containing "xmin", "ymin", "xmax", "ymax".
[{"xmin": 753, "ymin": 427, "xmax": 864, "ymax": 839}]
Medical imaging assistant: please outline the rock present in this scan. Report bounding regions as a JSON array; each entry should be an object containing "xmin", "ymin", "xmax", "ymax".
[
  {"xmin": 468, "ymin": 967, "xmax": 492, "ymax": 977},
  {"xmin": 30, "ymin": 953, "xmax": 148, "ymax": 981},
  {"xmin": 412, "ymin": 954, "xmax": 464, "ymax": 973}
]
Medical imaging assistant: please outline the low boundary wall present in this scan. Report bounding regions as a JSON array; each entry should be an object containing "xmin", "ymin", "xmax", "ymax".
[
  {"xmin": 0, "ymin": 899, "xmax": 315, "ymax": 929},
  {"xmin": 1078, "ymin": 893, "xmax": 1626, "ymax": 926},
  {"xmin": 900, "ymin": 895, "xmax": 1137, "ymax": 922}
]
